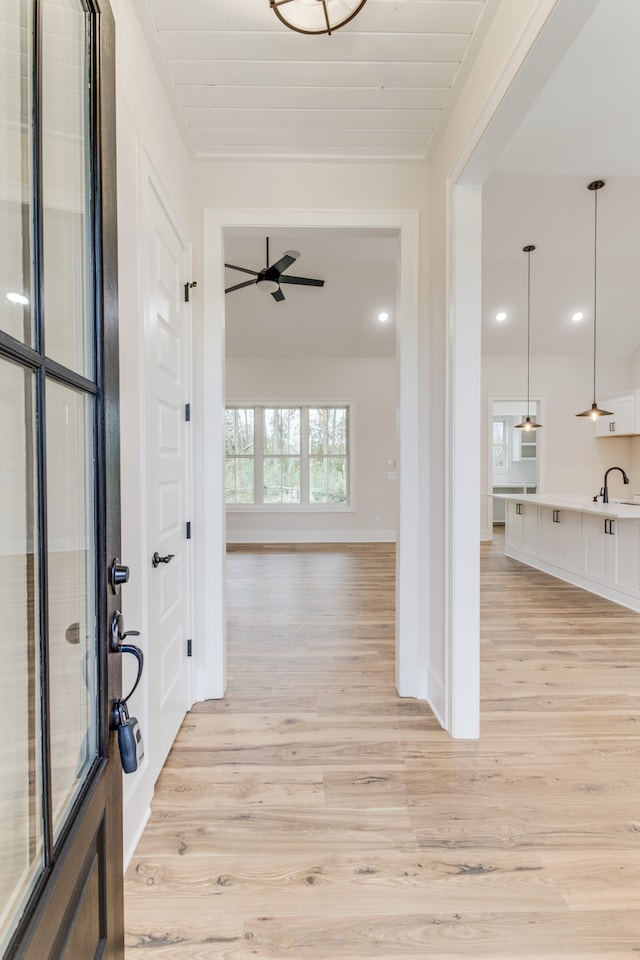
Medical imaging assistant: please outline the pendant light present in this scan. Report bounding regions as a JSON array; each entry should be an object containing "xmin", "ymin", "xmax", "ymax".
[
  {"xmin": 576, "ymin": 180, "xmax": 613, "ymax": 419},
  {"xmin": 515, "ymin": 245, "xmax": 542, "ymax": 430},
  {"xmin": 269, "ymin": 0, "xmax": 368, "ymax": 35}
]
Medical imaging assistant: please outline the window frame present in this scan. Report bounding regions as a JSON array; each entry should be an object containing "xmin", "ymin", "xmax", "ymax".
[
  {"xmin": 225, "ymin": 402, "xmax": 354, "ymax": 512},
  {"xmin": 492, "ymin": 416, "xmax": 509, "ymax": 474}
]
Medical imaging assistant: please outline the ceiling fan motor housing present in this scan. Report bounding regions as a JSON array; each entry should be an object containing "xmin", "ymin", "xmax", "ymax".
[{"xmin": 225, "ymin": 239, "xmax": 324, "ymax": 301}]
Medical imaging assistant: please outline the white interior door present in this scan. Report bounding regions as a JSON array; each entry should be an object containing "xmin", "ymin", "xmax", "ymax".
[{"xmin": 144, "ymin": 173, "xmax": 193, "ymax": 785}]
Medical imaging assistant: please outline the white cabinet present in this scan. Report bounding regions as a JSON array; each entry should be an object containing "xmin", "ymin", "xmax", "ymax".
[
  {"xmin": 493, "ymin": 485, "xmax": 537, "ymax": 523},
  {"xmin": 582, "ymin": 513, "xmax": 615, "ymax": 585},
  {"xmin": 594, "ymin": 392, "xmax": 640, "ymax": 437},
  {"xmin": 505, "ymin": 501, "xmax": 538, "ymax": 555},
  {"xmin": 503, "ymin": 499, "xmax": 640, "ymax": 614},
  {"xmin": 538, "ymin": 506, "xmax": 582, "ymax": 574},
  {"xmin": 612, "ymin": 519, "xmax": 640, "ymax": 599},
  {"xmin": 583, "ymin": 514, "xmax": 640, "ymax": 599}
]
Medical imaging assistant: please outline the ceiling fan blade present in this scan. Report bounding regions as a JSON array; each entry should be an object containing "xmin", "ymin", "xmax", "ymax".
[
  {"xmin": 271, "ymin": 250, "xmax": 299, "ymax": 274},
  {"xmin": 271, "ymin": 287, "xmax": 285, "ymax": 302},
  {"xmin": 279, "ymin": 275, "xmax": 324, "ymax": 287},
  {"xmin": 225, "ymin": 263, "xmax": 259, "ymax": 277},
  {"xmin": 225, "ymin": 279, "xmax": 256, "ymax": 294}
]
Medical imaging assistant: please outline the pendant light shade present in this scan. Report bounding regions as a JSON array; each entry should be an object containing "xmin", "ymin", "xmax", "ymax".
[
  {"xmin": 515, "ymin": 245, "xmax": 542, "ymax": 430},
  {"xmin": 269, "ymin": 0, "xmax": 368, "ymax": 35},
  {"xmin": 576, "ymin": 180, "xmax": 613, "ymax": 419}
]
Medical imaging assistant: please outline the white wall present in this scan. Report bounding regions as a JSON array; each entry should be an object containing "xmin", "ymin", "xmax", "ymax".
[
  {"xmin": 481, "ymin": 354, "xmax": 635, "ymax": 539},
  {"xmin": 225, "ymin": 356, "xmax": 397, "ymax": 542}
]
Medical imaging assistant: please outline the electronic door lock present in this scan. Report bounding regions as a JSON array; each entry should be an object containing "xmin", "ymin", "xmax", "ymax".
[
  {"xmin": 110, "ymin": 610, "xmax": 145, "ymax": 772},
  {"xmin": 115, "ymin": 700, "xmax": 144, "ymax": 773}
]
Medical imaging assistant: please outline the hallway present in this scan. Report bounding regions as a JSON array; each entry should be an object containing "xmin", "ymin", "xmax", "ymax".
[{"xmin": 124, "ymin": 541, "xmax": 640, "ymax": 958}]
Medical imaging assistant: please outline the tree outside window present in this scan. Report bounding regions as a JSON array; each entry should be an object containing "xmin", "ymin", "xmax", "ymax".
[{"xmin": 225, "ymin": 405, "xmax": 350, "ymax": 507}]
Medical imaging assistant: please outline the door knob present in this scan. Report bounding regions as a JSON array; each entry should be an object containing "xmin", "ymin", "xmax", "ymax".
[{"xmin": 152, "ymin": 551, "xmax": 175, "ymax": 568}]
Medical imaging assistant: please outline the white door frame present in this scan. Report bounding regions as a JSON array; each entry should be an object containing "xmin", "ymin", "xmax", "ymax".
[{"xmin": 196, "ymin": 208, "xmax": 420, "ymax": 703}]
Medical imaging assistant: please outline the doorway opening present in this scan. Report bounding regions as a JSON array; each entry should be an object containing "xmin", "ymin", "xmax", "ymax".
[
  {"xmin": 491, "ymin": 398, "xmax": 540, "ymax": 526},
  {"xmin": 198, "ymin": 208, "xmax": 421, "ymax": 705}
]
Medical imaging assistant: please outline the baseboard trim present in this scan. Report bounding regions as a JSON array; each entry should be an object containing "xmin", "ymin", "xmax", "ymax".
[
  {"xmin": 122, "ymin": 803, "xmax": 151, "ymax": 870},
  {"xmin": 426, "ymin": 664, "xmax": 446, "ymax": 730},
  {"xmin": 226, "ymin": 529, "xmax": 396, "ymax": 545}
]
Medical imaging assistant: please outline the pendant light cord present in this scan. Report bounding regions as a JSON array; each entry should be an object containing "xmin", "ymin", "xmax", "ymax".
[
  {"xmin": 526, "ymin": 247, "xmax": 531, "ymax": 419},
  {"xmin": 575, "ymin": 180, "xmax": 606, "ymax": 419},
  {"xmin": 592, "ymin": 185, "xmax": 598, "ymax": 404}
]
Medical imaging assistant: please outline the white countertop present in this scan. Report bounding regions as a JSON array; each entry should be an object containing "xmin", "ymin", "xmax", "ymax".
[{"xmin": 491, "ymin": 492, "xmax": 640, "ymax": 519}]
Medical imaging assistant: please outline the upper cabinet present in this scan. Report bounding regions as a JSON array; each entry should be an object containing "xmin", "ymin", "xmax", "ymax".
[{"xmin": 594, "ymin": 392, "xmax": 640, "ymax": 437}]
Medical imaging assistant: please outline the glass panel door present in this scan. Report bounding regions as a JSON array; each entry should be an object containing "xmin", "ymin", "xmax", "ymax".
[
  {"xmin": 0, "ymin": 358, "xmax": 42, "ymax": 957},
  {"xmin": 0, "ymin": 0, "xmax": 34, "ymax": 345},
  {"xmin": 46, "ymin": 380, "xmax": 97, "ymax": 839},
  {"xmin": 0, "ymin": 0, "xmax": 109, "ymax": 951},
  {"xmin": 42, "ymin": 0, "xmax": 93, "ymax": 377}
]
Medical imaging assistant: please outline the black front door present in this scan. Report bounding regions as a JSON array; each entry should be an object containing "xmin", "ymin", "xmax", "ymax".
[{"xmin": 0, "ymin": 1, "xmax": 124, "ymax": 956}]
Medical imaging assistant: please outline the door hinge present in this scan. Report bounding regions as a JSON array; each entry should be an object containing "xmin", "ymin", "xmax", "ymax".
[
  {"xmin": 186, "ymin": 521, "xmax": 192, "ymax": 540},
  {"xmin": 187, "ymin": 638, "xmax": 192, "ymax": 657},
  {"xmin": 185, "ymin": 402, "xmax": 191, "ymax": 422},
  {"xmin": 184, "ymin": 281, "xmax": 197, "ymax": 302}
]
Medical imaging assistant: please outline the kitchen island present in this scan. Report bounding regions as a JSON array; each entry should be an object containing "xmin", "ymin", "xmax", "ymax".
[{"xmin": 494, "ymin": 493, "xmax": 640, "ymax": 613}]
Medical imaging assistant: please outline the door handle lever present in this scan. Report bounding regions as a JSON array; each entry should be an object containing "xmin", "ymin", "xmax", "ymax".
[
  {"xmin": 110, "ymin": 609, "xmax": 141, "ymax": 653},
  {"xmin": 152, "ymin": 551, "xmax": 174, "ymax": 568},
  {"xmin": 110, "ymin": 610, "xmax": 144, "ymax": 732}
]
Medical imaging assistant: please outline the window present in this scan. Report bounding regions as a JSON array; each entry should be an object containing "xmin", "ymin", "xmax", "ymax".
[
  {"xmin": 263, "ymin": 407, "xmax": 301, "ymax": 503},
  {"xmin": 225, "ymin": 405, "xmax": 350, "ymax": 507},
  {"xmin": 225, "ymin": 408, "xmax": 254, "ymax": 503},
  {"xmin": 492, "ymin": 418, "xmax": 507, "ymax": 471}
]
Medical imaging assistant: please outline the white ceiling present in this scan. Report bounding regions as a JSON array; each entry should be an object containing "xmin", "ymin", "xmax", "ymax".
[
  {"xmin": 138, "ymin": 0, "xmax": 640, "ymax": 361},
  {"xmin": 142, "ymin": 0, "xmax": 491, "ymax": 162},
  {"xmin": 483, "ymin": 0, "xmax": 640, "ymax": 359},
  {"xmin": 224, "ymin": 230, "xmax": 397, "ymax": 357}
]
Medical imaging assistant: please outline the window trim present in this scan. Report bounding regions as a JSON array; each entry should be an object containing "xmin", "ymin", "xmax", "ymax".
[
  {"xmin": 492, "ymin": 416, "xmax": 509, "ymax": 475},
  {"xmin": 225, "ymin": 401, "xmax": 354, "ymax": 512}
]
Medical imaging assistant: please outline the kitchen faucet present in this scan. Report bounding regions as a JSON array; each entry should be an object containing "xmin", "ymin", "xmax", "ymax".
[{"xmin": 599, "ymin": 466, "xmax": 630, "ymax": 503}]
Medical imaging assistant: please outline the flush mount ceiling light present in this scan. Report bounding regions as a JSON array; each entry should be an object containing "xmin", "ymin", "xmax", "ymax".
[
  {"xmin": 496, "ymin": 311, "xmax": 507, "ymax": 322},
  {"xmin": 269, "ymin": 0, "xmax": 368, "ymax": 35},
  {"xmin": 377, "ymin": 311, "xmax": 390, "ymax": 323},
  {"xmin": 576, "ymin": 180, "xmax": 613, "ymax": 420},
  {"xmin": 572, "ymin": 311, "xmax": 584, "ymax": 322},
  {"xmin": 515, "ymin": 245, "xmax": 542, "ymax": 431}
]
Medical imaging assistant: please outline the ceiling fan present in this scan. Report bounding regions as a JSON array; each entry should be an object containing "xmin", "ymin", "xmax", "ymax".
[{"xmin": 225, "ymin": 237, "xmax": 325, "ymax": 302}]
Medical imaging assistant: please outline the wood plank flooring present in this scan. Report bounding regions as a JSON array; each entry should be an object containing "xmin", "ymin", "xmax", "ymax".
[{"xmin": 124, "ymin": 538, "xmax": 640, "ymax": 958}]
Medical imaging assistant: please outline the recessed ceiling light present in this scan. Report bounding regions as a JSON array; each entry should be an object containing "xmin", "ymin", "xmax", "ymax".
[
  {"xmin": 377, "ymin": 311, "xmax": 390, "ymax": 323},
  {"xmin": 572, "ymin": 311, "xmax": 584, "ymax": 322},
  {"xmin": 495, "ymin": 311, "xmax": 507, "ymax": 322},
  {"xmin": 6, "ymin": 292, "xmax": 29, "ymax": 306}
]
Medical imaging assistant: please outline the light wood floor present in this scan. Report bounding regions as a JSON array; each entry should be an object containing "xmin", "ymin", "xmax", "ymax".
[{"xmin": 124, "ymin": 538, "xmax": 640, "ymax": 958}]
